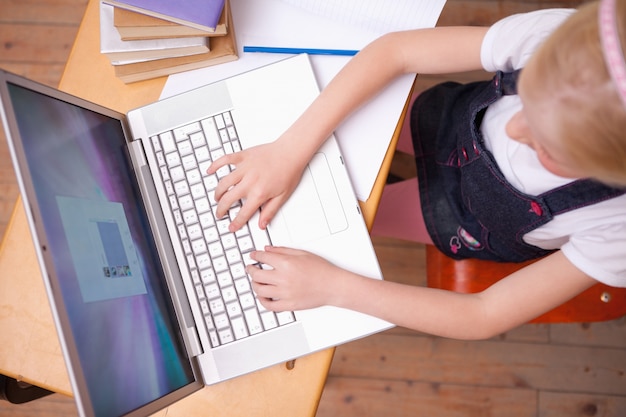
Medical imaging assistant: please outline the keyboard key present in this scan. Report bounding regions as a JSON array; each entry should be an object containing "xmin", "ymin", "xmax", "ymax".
[
  {"xmin": 201, "ymin": 118, "xmax": 221, "ymax": 150},
  {"xmin": 178, "ymin": 194, "xmax": 194, "ymax": 211},
  {"xmin": 204, "ymin": 226, "xmax": 219, "ymax": 243},
  {"xmin": 237, "ymin": 235, "xmax": 254, "ymax": 252},
  {"xmin": 244, "ymin": 309, "xmax": 263, "ymax": 335},
  {"xmin": 222, "ymin": 233, "xmax": 237, "ymax": 249},
  {"xmin": 219, "ymin": 129, "xmax": 229, "ymax": 143},
  {"xmin": 186, "ymin": 168, "xmax": 202, "ymax": 184},
  {"xmin": 190, "ymin": 131, "xmax": 206, "ymax": 148},
  {"xmin": 227, "ymin": 126, "xmax": 237, "ymax": 140},
  {"xmin": 187, "ymin": 223, "xmax": 202, "ymax": 240},
  {"xmin": 217, "ymin": 271, "xmax": 233, "ymax": 287},
  {"xmin": 231, "ymin": 263, "xmax": 247, "ymax": 280},
  {"xmin": 170, "ymin": 166, "xmax": 185, "ymax": 182},
  {"xmin": 222, "ymin": 111, "xmax": 233, "ymax": 126},
  {"xmin": 190, "ymin": 269, "xmax": 200, "ymax": 285},
  {"xmin": 213, "ymin": 313, "xmax": 229, "ymax": 329},
  {"xmin": 277, "ymin": 311, "xmax": 296, "ymax": 326},
  {"xmin": 208, "ymin": 331, "xmax": 219, "ymax": 347},
  {"xmin": 166, "ymin": 152, "xmax": 181, "ymax": 168},
  {"xmin": 226, "ymin": 247, "xmax": 242, "ymax": 264},
  {"xmin": 213, "ymin": 256, "xmax": 228, "ymax": 273},
  {"xmin": 182, "ymin": 239, "xmax": 192, "ymax": 255},
  {"xmin": 173, "ymin": 209, "xmax": 183, "ymax": 225},
  {"xmin": 191, "ymin": 238, "xmax": 207, "ymax": 255},
  {"xmin": 151, "ymin": 136, "xmax": 162, "ymax": 152},
  {"xmin": 160, "ymin": 131, "xmax": 176, "ymax": 153},
  {"xmin": 195, "ymin": 253, "xmax": 211, "ymax": 270},
  {"xmin": 210, "ymin": 299, "xmax": 226, "ymax": 316},
  {"xmin": 204, "ymin": 283, "xmax": 220, "ymax": 299},
  {"xmin": 178, "ymin": 139, "xmax": 193, "ymax": 156},
  {"xmin": 190, "ymin": 183, "xmax": 205, "ymax": 199},
  {"xmin": 231, "ymin": 317, "xmax": 249, "ymax": 340},
  {"xmin": 239, "ymin": 292, "xmax": 255, "ymax": 309},
  {"xmin": 195, "ymin": 145, "xmax": 210, "ymax": 162},
  {"xmin": 200, "ymin": 299, "xmax": 210, "ymax": 316},
  {"xmin": 208, "ymin": 241, "xmax": 224, "ymax": 258},
  {"xmin": 182, "ymin": 209, "xmax": 198, "ymax": 226},
  {"xmin": 174, "ymin": 122, "xmax": 200, "ymax": 140},
  {"xmin": 261, "ymin": 312, "xmax": 279, "ymax": 330},
  {"xmin": 195, "ymin": 197, "xmax": 210, "ymax": 213},
  {"xmin": 174, "ymin": 181, "xmax": 189, "ymax": 197},
  {"xmin": 156, "ymin": 151, "xmax": 166, "ymax": 166},
  {"xmin": 195, "ymin": 284, "xmax": 205, "ymax": 301},
  {"xmin": 164, "ymin": 180, "xmax": 174, "ymax": 196},
  {"xmin": 201, "ymin": 268, "xmax": 216, "ymax": 284},
  {"xmin": 181, "ymin": 154, "xmax": 197, "ymax": 170},
  {"xmin": 218, "ymin": 328, "xmax": 234, "ymax": 345},
  {"xmin": 217, "ymin": 218, "xmax": 230, "ymax": 235},
  {"xmin": 204, "ymin": 174, "xmax": 218, "ymax": 191},
  {"xmin": 214, "ymin": 114, "xmax": 225, "ymax": 129}
]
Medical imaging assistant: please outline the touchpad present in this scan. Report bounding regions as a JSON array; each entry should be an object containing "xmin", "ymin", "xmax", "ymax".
[{"xmin": 278, "ymin": 152, "xmax": 348, "ymax": 244}]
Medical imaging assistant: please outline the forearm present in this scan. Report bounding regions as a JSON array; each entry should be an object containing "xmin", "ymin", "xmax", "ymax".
[
  {"xmin": 331, "ymin": 271, "xmax": 494, "ymax": 340},
  {"xmin": 276, "ymin": 33, "xmax": 409, "ymax": 168},
  {"xmin": 330, "ymin": 252, "xmax": 596, "ymax": 340},
  {"xmin": 277, "ymin": 26, "xmax": 488, "ymax": 168}
]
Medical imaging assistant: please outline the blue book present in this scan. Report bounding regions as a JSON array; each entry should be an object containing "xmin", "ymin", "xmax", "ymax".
[{"xmin": 103, "ymin": 0, "xmax": 225, "ymax": 32}]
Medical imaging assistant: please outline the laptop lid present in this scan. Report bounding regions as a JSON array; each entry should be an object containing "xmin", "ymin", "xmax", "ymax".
[{"xmin": 0, "ymin": 71, "xmax": 203, "ymax": 417}]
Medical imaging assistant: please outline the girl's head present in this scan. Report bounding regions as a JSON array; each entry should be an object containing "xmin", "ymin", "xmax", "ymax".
[{"xmin": 510, "ymin": 0, "xmax": 626, "ymax": 187}]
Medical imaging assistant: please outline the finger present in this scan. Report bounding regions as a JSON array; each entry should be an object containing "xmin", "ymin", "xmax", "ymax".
[
  {"xmin": 213, "ymin": 167, "xmax": 245, "ymax": 202},
  {"xmin": 214, "ymin": 181, "xmax": 249, "ymax": 220},
  {"xmin": 256, "ymin": 197, "xmax": 285, "ymax": 230},
  {"xmin": 229, "ymin": 196, "xmax": 267, "ymax": 232},
  {"xmin": 246, "ymin": 263, "xmax": 273, "ymax": 284},
  {"xmin": 207, "ymin": 152, "xmax": 240, "ymax": 174},
  {"xmin": 248, "ymin": 250, "xmax": 277, "ymax": 268},
  {"xmin": 255, "ymin": 296, "xmax": 284, "ymax": 312},
  {"xmin": 263, "ymin": 246, "xmax": 308, "ymax": 256},
  {"xmin": 250, "ymin": 281, "xmax": 289, "ymax": 311}
]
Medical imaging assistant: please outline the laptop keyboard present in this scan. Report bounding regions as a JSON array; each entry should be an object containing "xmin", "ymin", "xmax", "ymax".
[{"xmin": 149, "ymin": 110, "xmax": 295, "ymax": 348}]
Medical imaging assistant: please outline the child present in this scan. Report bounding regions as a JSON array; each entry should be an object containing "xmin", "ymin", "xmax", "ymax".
[{"xmin": 208, "ymin": 0, "xmax": 626, "ymax": 339}]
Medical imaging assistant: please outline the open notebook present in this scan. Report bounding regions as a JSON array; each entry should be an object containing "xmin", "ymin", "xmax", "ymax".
[{"xmin": 0, "ymin": 54, "xmax": 391, "ymax": 417}]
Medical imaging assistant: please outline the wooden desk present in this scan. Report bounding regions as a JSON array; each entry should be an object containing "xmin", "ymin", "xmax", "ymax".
[{"xmin": 0, "ymin": 0, "xmax": 406, "ymax": 415}]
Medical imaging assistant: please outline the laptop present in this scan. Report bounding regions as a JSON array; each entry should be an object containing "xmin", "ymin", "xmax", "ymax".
[{"xmin": 0, "ymin": 54, "xmax": 391, "ymax": 417}]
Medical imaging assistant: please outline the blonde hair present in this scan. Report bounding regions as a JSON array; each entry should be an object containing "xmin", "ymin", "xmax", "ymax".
[{"xmin": 527, "ymin": 0, "xmax": 626, "ymax": 187}]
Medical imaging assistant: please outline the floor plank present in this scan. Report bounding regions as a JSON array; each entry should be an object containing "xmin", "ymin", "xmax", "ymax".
[{"xmin": 318, "ymin": 377, "xmax": 537, "ymax": 417}]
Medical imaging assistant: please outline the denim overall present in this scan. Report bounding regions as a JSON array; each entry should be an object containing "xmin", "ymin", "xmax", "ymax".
[{"xmin": 411, "ymin": 71, "xmax": 626, "ymax": 262}]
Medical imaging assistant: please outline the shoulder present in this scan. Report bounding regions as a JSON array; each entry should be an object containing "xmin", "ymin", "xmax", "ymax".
[{"xmin": 481, "ymin": 8, "xmax": 576, "ymax": 72}]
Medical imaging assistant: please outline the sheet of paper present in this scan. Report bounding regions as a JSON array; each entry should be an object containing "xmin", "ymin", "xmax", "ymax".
[
  {"xmin": 279, "ymin": 0, "xmax": 447, "ymax": 34},
  {"xmin": 162, "ymin": 0, "xmax": 446, "ymax": 200}
]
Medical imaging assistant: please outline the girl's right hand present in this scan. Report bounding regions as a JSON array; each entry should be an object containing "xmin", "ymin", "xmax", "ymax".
[{"xmin": 207, "ymin": 140, "xmax": 306, "ymax": 232}]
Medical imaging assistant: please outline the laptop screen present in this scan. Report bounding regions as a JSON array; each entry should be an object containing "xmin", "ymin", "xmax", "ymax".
[{"xmin": 6, "ymin": 81, "xmax": 197, "ymax": 416}]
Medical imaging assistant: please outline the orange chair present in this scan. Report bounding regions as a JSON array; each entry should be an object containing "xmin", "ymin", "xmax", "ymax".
[{"xmin": 426, "ymin": 245, "xmax": 626, "ymax": 323}]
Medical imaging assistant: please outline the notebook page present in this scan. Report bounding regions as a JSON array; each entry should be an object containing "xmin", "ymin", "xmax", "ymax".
[{"xmin": 279, "ymin": 0, "xmax": 445, "ymax": 34}]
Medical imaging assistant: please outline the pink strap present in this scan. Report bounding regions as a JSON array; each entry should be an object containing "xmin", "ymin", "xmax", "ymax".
[{"xmin": 599, "ymin": 0, "xmax": 626, "ymax": 107}]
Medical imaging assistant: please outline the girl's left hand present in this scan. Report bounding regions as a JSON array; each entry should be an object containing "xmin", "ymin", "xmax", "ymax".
[{"xmin": 246, "ymin": 246, "xmax": 341, "ymax": 312}]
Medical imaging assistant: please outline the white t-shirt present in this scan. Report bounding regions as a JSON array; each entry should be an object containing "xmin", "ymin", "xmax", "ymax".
[{"xmin": 480, "ymin": 8, "xmax": 626, "ymax": 287}]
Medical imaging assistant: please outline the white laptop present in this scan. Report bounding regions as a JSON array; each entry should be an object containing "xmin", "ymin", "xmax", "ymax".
[{"xmin": 0, "ymin": 54, "xmax": 391, "ymax": 417}]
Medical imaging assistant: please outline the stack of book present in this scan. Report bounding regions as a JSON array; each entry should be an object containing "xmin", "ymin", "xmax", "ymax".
[{"xmin": 100, "ymin": 0, "xmax": 238, "ymax": 83}]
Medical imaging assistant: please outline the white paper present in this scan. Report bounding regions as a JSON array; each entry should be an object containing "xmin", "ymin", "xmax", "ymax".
[
  {"xmin": 279, "ymin": 0, "xmax": 446, "ymax": 34},
  {"xmin": 162, "ymin": 0, "xmax": 446, "ymax": 200}
]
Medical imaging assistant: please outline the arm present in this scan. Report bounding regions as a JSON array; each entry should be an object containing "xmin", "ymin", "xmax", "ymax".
[
  {"xmin": 209, "ymin": 26, "xmax": 489, "ymax": 231},
  {"xmin": 248, "ymin": 248, "xmax": 597, "ymax": 339}
]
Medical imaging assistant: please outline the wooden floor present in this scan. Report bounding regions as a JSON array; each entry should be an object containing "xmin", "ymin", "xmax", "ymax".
[{"xmin": 1, "ymin": 0, "xmax": 625, "ymax": 416}]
